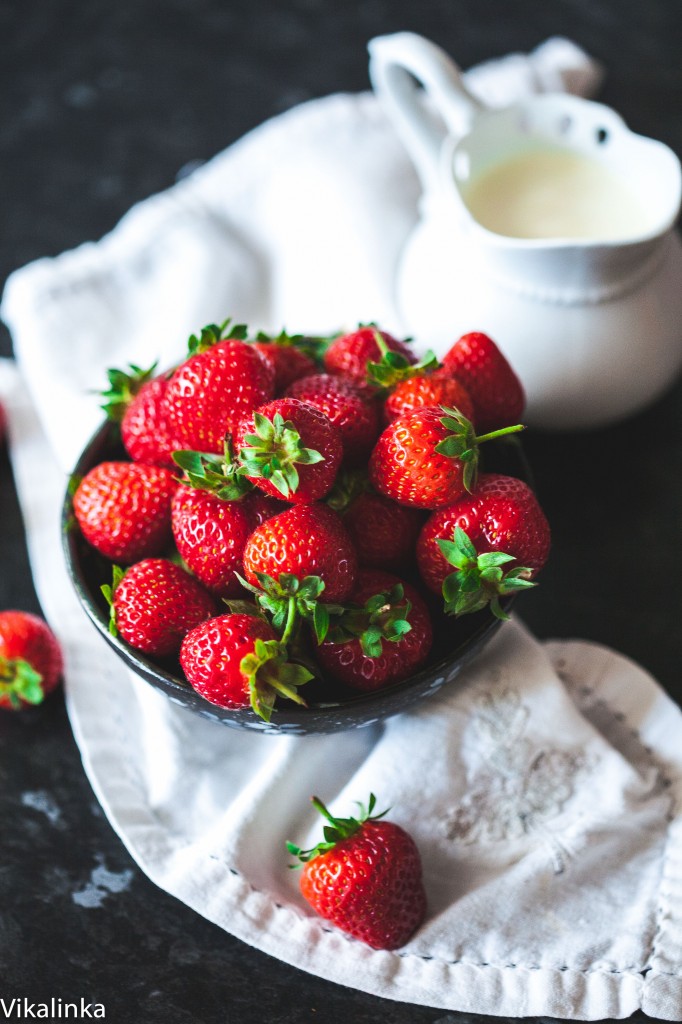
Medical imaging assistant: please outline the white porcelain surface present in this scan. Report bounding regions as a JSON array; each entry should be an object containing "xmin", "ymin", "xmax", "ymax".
[{"xmin": 369, "ymin": 32, "xmax": 682, "ymax": 430}]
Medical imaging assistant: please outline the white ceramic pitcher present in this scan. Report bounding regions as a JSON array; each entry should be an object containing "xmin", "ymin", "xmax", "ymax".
[{"xmin": 368, "ymin": 32, "xmax": 682, "ymax": 430}]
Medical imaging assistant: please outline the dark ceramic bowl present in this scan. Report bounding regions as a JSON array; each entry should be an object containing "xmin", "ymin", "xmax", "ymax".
[{"xmin": 62, "ymin": 421, "xmax": 533, "ymax": 735}]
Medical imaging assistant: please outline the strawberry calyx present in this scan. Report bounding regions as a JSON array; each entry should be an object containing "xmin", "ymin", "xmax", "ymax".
[
  {"xmin": 0, "ymin": 654, "xmax": 45, "ymax": 708},
  {"xmin": 325, "ymin": 467, "xmax": 369, "ymax": 514},
  {"xmin": 238, "ymin": 411, "xmax": 325, "ymax": 498},
  {"xmin": 172, "ymin": 436, "xmax": 253, "ymax": 501},
  {"xmin": 433, "ymin": 406, "xmax": 525, "ymax": 492},
  {"xmin": 438, "ymin": 526, "xmax": 537, "ymax": 620},
  {"xmin": 187, "ymin": 317, "xmax": 248, "ymax": 356},
  {"xmin": 253, "ymin": 328, "xmax": 334, "ymax": 365},
  {"xmin": 366, "ymin": 331, "xmax": 438, "ymax": 390},
  {"xmin": 239, "ymin": 637, "xmax": 313, "ymax": 721},
  {"xmin": 325, "ymin": 583, "xmax": 412, "ymax": 657},
  {"xmin": 235, "ymin": 572, "xmax": 344, "ymax": 646},
  {"xmin": 99, "ymin": 362, "xmax": 158, "ymax": 421},
  {"xmin": 286, "ymin": 792, "xmax": 388, "ymax": 865},
  {"xmin": 101, "ymin": 565, "xmax": 126, "ymax": 636}
]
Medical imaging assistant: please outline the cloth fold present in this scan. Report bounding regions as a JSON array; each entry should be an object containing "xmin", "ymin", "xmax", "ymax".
[{"xmin": 2, "ymin": 37, "xmax": 682, "ymax": 1021}]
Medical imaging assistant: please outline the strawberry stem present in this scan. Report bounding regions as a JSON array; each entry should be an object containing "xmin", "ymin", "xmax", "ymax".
[
  {"xmin": 286, "ymin": 792, "xmax": 388, "ymax": 865},
  {"xmin": 280, "ymin": 596, "xmax": 298, "ymax": 647},
  {"xmin": 474, "ymin": 423, "xmax": 525, "ymax": 445}
]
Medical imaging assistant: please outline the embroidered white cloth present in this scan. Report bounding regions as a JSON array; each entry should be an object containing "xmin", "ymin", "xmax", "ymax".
[{"xmin": 3, "ymin": 37, "xmax": 682, "ymax": 1021}]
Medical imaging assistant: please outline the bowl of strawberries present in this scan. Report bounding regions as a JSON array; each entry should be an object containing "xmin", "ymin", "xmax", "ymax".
[{"xmin": 62, "ymin": 320, "xmax": 550, "ymax": 734}]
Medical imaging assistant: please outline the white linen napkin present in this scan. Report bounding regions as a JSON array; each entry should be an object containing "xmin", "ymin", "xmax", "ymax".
[{"xmin": 3, "ymin": 38, "xmax": 682, "ymax": 1021}]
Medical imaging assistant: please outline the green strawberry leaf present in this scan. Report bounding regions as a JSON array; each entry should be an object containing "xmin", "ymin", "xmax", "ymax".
[
  {"xmin": 99, "ymin": 362, "xmax": 158, "ymax": 421},
  {"xmin": 237, "ymin": 411, "xmax": 324, "ymax": 498},
  {"xmin": 240, "ymin": 638, "xmax": 313, "ymax": 722},
  {"xmin": 438, "ymin": 526, "xmax": 537, "ymax": 619},
  {"xmin": 254, "ymin": 328, "xmax": 337, "ymax": 365},
  {"xmin": 433, "ymin": 406, "xmax": 525, "ymax": 494},
  {"xmin": 187, "ymin": 318, "xmax": 248, "ymax": 355},
  {"xmin": 366, "ymin": 329, "xmax": 439, "ymax": 390},
  {"xmin": 0, "ymin": 654, "xmax": 46, "ymax": 707},
  {"xmin": 322, "ymin": 583, "xmax": 412, "ymax": 656},
  {"xmin": 286, "ymin": 793, "xmax": 389, "ymax": 866},
  {"xmin": 100, "ymin": 565, "xmax": 126, "ymax": 637},
  {"xmin": 172, "ymin": 436, "xmax": 253, "ymax": 501},
  {"xmin": 236, "ymin": 572, "xmax": 337, "ymax": 646}
]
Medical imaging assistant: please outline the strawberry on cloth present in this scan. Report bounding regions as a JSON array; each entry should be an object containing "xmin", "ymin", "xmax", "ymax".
[{"xmin": 287, "ymin": 793, "xmax": 427, "ymax": 950}]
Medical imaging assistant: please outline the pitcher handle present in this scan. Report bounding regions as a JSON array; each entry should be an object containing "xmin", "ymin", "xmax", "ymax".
[{"xmin": 368, "ymin": 32, "xmax": 485, "ymax": 193}]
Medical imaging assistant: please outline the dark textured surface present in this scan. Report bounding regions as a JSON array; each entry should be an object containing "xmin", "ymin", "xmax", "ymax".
[{"xmin": 1, "ymin": 1, "xmax": 682, "ymax": 1021}]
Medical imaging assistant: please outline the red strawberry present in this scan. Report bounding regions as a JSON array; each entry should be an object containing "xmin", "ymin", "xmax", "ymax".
[
  {"xmin": 235, "ymin": 398, "xmax": 342, "ymax": 503},
  {"xmin": 171, "ymin": 484, "xmax": 257, "ymax": 597},
  {"xmin": 417, "ymin": 473, "xmax": 550, "ymax": 618},
  {"xmin": 252, "ymin": 332, "xmax": 318, "ymax": 392},
  {"xmin": 342, "ymin": 491, "xmax": 423, "ymax": 571},
  {"xmin": 243, "ymin": 503, "xmax": 357, "ymax": 603},
  {"xmin": 179, "ymin": 612, "xmax": 312, "ymax": 720},
  {"xmin": 384, "ymin": 371, "xmax": 475, "ymax": 426},
  {"xmin": 104, "ymin": 559, "xmax": 218, "ymax": 657},
  {"xmin": 287, "ymin": 794, "xmax": 426, "ymax": 950},
  {"xmin": 0, "ymin": 611, "xmax": 63, "ymax": 710},
  {"xmin": 122, "ymin": 376, "xmax": 183, "ymax": 468},
  {"xmin": 285, "ymin": 373, "xmax": 381, "ymax": 466},
  {"xmin": 100, "ymin": 362, "xmax": 181, "ymax": 468},
  {"xmin": 441, "ymin": 331, "xmax": 525, "ymax": 433},
  {"xmin": 323, "ymin": 326, "xmax": 416, "ymax": 387},
  {"xmin": 165, "ymin": 321, "xmax": 274, "ymax": 454},
  {"xmin": 369, "ymin": 406, "xmax": 523, "ymax": 510},
  {"xmin": 315, "ymin": 570, "xmax": 433, "ymax": 691},
  {"xmin": 73, "ymin": 461, "xmax": 178, "ymax": 563}
]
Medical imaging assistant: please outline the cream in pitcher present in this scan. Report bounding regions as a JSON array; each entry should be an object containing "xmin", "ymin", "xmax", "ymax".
[
  {"xmin": 368, "ymin": 32, "xmax": 682, "ymax": 430},
  {"xmin": 460, "ymin": 148, "xmax": 654, "ymax": 242}
]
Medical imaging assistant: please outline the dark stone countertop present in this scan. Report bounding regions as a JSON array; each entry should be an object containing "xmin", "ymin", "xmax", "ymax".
[{"xmin": 2, "ymin": 2, "xmax": 682, "ymax": 1021}]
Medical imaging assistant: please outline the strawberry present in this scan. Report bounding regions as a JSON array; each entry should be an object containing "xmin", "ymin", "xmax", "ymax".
[
  {"xmin": 417, "ymin": 473, "xmax": 550, "ymax": 618},
  {"xmin": 315, "ymin": 570, "xmax": 433, "ymax": 691},
  {"xmin": 179, "ymin": 612, "xmax": 312, "ymax": 720},
  {"xmin": 383, "ymin": 370, "xmax": 475, "ymax": 426},
  {"xmin": 100, "ymin": 362, "xmax": 181, "ymax": 468},
  {"xmin": 285, "ymin": 373, "xmax": 381, "ymax": 466},
  {"xmin": 287, "ymin": 794, "xmax": 426, "ymax": 950},
  {"xmin": 0, "ymin": 611, "xmax": 63, "ymax": 710},
  {"xmin": 243, "ymin": 503, "xmax": 357, "ymax": 603},
  {"xmin": 165, "ymin": 320, "xmax": 275, "ymax": 454},
  {"xmin": 251, "ymin": 330, "xmax": 318, "ymax": 392},
  {"xmin": 323, "ymin": 326, "xmax": 416, "ymax": 387},
  {"xmin": 235, "ymin": 398, "xmax": 342, "ymax": 503},
  {"xmin": 441, "ymin": 331, "xmax": 525, "ymax": 434},
  {"xmin": 103, "ymin": 559, "xmax": 218, "ymax": 657},
  {"xmin": 368, "ymin": 405, "xmax": 524, "ymax": 510},
  {"xmin": 72, "ymin": 461, "xmax": 178, "ymax": 564},
  {"xmin": 342, "ymin": 490, "xmax": 423, "ymax": 571},
  {"xmin": 171, "ymin": 484, "xmax": 257, "ymax": 598}
]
